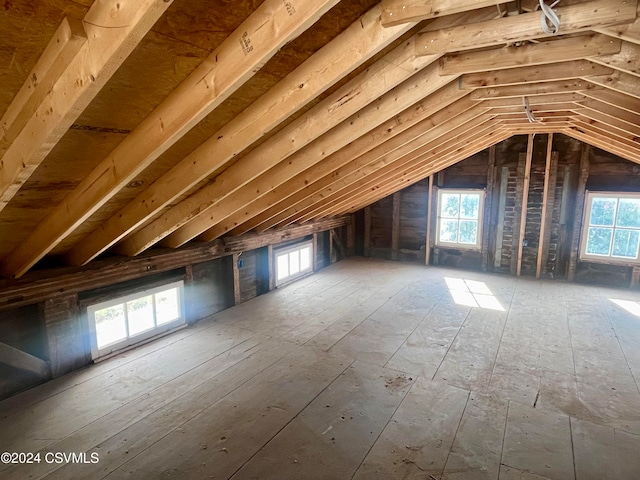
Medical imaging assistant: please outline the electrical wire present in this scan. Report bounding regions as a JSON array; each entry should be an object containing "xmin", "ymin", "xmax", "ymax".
[
  {"xmin": 523, "ymin": 97, "xmax": 542, "ymax": 123},
  {"xmin": 539, "ymin": 0, "xmax": 561, "ymax": 34}
]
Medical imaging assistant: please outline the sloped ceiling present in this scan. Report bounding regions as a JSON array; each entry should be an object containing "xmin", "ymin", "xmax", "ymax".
[{"xmin": 0, "ymin": 0, "xmax": 639, "ymax": 279}]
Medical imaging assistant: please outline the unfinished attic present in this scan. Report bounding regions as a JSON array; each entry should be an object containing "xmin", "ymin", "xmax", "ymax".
[{"xmin": 1, "ymin": 0, "xmax": 640, "ymax": 478}]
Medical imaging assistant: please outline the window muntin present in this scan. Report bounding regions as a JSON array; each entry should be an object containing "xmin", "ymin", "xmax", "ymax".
[
  {"xmin": 581, "ymin": 192, "xmax": 640, "ymax": 263},
  {"xmin": 436, "ymin": 189, "xmax": 484, "ymax": 249},
  {"xmin": 275, "ymin": 242, "xmax": 313, "ymax": 286},
  {"xmin": 88, "ymin": 281, "xmax": 185, "ymax": 359}
]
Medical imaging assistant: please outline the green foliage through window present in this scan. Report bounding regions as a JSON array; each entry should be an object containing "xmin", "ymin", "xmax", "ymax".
[
  {"xmin": 438, "ymin": 190, "xmax": 482, "ymax": 247},
  {"xmin": 583, "ymin": 194, "xmax": 640, "ymax": 262}
]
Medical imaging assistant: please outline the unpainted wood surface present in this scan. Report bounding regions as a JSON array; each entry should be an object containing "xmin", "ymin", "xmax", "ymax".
[{"xmin": 1, "ymin": 258, "xmax": 640, "ymax": 479}]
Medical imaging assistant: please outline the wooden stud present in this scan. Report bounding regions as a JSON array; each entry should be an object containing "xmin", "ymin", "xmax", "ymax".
[
  {"xmin": 586, "ymin": 70, "xmax": 640, "ymax": 100},
  {"xmin": 439, "ymin": 35, "xmax": 622, "ymax": 75},
  {"xmin": 425, "ymin": 175, "xmax": 434, "ymax": 266},
  {"xmin": 391, "ymin": 192, "xmax": 401, "ymax": 261},
  {"xmin": 482, "ymin": 145, "xmax": 496, "ymax": 271},
  {"xmin": 517, "ymin": 134, "xmax": 535, "ymax": 277},
  {"xmin": 267, "ymin": 245, "xmax": 275, "ymax": 291},
  {"xmin": 347, "ymin": 215, "xmax": 356, "ymax": 256},
  {"xmin": 364, "ymin": 207, "xmax": 372, "ymax": 257},
  {"xmin": 232, "ymin": 253, "xmax": 241, "ymax": 306},
  {"xmin": 0, "ymin": 0, "xmax": 171, "ymax": 212},
  {"xmin": 329, "ymin": 231, "xmax": 335, "ymax": 265},
  {"xmin": 64, "ymin": 4, "xmax": 415, "ymax": 266},
  {"xmin": 537, "ymin": 134, "xmax": 554, "ymax": 279},
  {"xmin": 567, "ymin": 144, "xmax": 590, "ymax": 281},
  {"xmin": 312, "ymin": 233, "xmax": 319, "ymax": 271},
  {"xmin": 494, "ymin": 167, "xmax": 510, "ymax": 270}
]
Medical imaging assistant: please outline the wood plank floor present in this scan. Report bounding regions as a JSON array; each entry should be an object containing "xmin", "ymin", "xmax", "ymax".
[{"xmin": 1, "ymin": 257, "xmax": 640, "ymax": 479}]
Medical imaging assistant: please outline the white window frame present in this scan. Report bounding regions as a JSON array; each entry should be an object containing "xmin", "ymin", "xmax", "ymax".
[
  {"xmin": 436, "ymin": 188, "xmax": 485, "ymax": 250},
  {"xmin": 274, "ymin": 241, "xmax": 314, "ymax": 286},
  {"xmin": 580, "ymin": 191, "xmax": 640, "ymax": 265},
  {"xmin": 87, "ymin": 280, "xmax": 185, "ymax": 359}
]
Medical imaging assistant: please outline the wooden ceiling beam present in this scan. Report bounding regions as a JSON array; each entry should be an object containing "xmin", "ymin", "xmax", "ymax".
[
  {"xmin": 478, "ymin": 93, "xmax": 588, "ymax": 108},
  {"xmin": 1, "ymin": 0, "xmax": 340, "ymax": 279},
  {"xmin": 564, "ymin": 123, "xmax": 640, "ymax": 163},
  {"xmin": 64, "ymin": 3, "xmax": 416, "ymax": 267},
  {"xmin": 116, "ymin": 54, "xmax": 459, "ymax": 256},
  {"xmin": 323, "ymin": 126, "xmax": 512, "ymax": 219},
  {"xmin": 278, "ymin": 115, "xmax": 499, "ymax": 225},
  {"xmin": 460, "ymin": 61, "xmax": 613, "ymax": 89},
  {"xmin": 0, "ymin": 0, "xmax": 172, "ymax": 212},
  {"xmin": 470, "ymin": 79, "xmax": 598, "ymax": 100},
  {"xmin": 416, "ymin": 0, "xmax": 636, "ymax": 55},
  {"xmin": 380, "ymin": 0, "xmax": 511, "ymax": 27},
  {"xmin": 594, "ymin": 3, "xmax": 640, "ymax": 46},
  {"xmin": 212, "ymin": 98, "xmax": 484, "ymax": 239},
  {"xmin": 157, "ymin": 66, "xmax": 462, "ymax": 249},
  {"xmin": 570, "ymin": 114, "xmax": 640, "ymax": 149},
  {"xmin": 183, "ymin": 86, "xmax": 474, "ymax": 244},
  {"xmin": 440, "ymin": 34, "xmax": 622, "ymax": 75},
  {"xmin": 589, "ymin": 40, "xmax": 640, "ymax": 78},
  {"xmin": 585, "ymin": 70, "xmax": 640, "ymax": 100},
  {"xmin": 0, "ymin": 15, "xmax": 86, "ymax": 211},
  {"xmin": 338, "ymin": 132, "xmax": 514, "ymax": 216},
  {"xmin": 485, "ymin": 105, "xmax": 583, "ymax": 115},
  {"xmin": 580, "ymin": 86, "xmax": 640, "ymax": 114},
  {"xmin": 572, "ymin": 107, "xmax": 640, "ymax": 138}
]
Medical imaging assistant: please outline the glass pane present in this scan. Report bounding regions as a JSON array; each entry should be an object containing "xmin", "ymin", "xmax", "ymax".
[
  {"xmin": 612, "ymin": 229, "xmax": 640, "ymax": 258},
  {"xmin": 439, "ymin": 219, "xmax": 458, "ymax": 243},
  {"xmin": 156, "ymin": 288, "xmax": 180, "ymax": 325},
  {"xmin": 440, "ymin": 193, "xmax": 459, "ymax": 218},
  {"xmin": 616, "ymin": 199, "xmax": 640, "ymax": 228},
  {"xmin": 585, "ymin": 227, "xmax": 613, "ymax": 256},
  {"xmin": 460, "ymin": 194, "xmax": 480, "ymax": 219},
  {"xmin": 127, "ymin": 295, "xmax": 154, "ymax": 337},
  {"xmin": 590, "ymin": 197, "xmax": 617, "ymax": 226},
  {"xmin": 459, "ymin": 220, "xmax": 478, "ymax": 244},
  {"xmin": 300, "ymin": 246, "xmax": 312, "ymax": 271},
  {"xmin": 289, "ymin": 251, "xmax": 300, "ymax": 275},
  {"xmin": 94, "ymin": 304, "xmax": 127, "ymax": 349},
  {"xmin": 276, "ymin": 253, "xmax": 289, "ymax": 280}
]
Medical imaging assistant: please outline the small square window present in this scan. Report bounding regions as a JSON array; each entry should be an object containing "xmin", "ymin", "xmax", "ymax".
[
  {"xmin": 436, "ymin": 189, "xmax": 484, "ymax": 250},
  {"xmin": 580, "ymin": 192, "xmax": 640, "ymax": 264},
  {"xmin": 275, "ymin": 241, "xmax": 314, "ymax": 286}
]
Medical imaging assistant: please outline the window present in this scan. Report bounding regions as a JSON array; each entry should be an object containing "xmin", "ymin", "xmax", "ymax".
[
  {"xmin": 275, "ymin": 241, "xmax": 313, "ymax": 286},
  {"xmin": 436, "ymin": 189, "xmax": 484, "ymax": 249},
  {"xmin": 580, "ymin": 192, "xmax": 640, "ymax": 263},
  {"xmin": 87, "ymin": 281, "xmax": 185, "ymax": 359}
]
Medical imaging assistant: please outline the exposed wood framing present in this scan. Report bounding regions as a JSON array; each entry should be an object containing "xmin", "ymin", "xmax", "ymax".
[
  {"xmin": 0, "ymin": 0, "xmax": 172, "ymax": 212},
  {"xmin": 567, "ymin": 145, "xmax": 591, "ymax": 281},
  {"xmin": 364, "ymin": 207, "xmax": 372, "ymax": 257},
  {"xmin": 537, "ymin": 134, "xmax": 554, "ymax": 279},
  {"xmin": 391, "ymin": 192, "xmax": 401, "ymax": 260},
  {"xmin": 1, "ymin": 0, "xmax": 341, "ymax": 279},
  {"xmin": 381, "ymin": 0, "xmax": 511, "ymax": 27},
  {"xmin": 232, "ymin": 253, "xmax": 241, "ymax": 306},
  {"xmin": 517, "ymin": 135, "xmax": 535, "ymax": 277},
  {"xmin": 482, "ymin": 145, "xmax": 496, "ymax": 271},
  {"xmin": 64, "ymin": 4, "xmax": 415, "ymax": 266},
  {"xmin": 425, "ymin": 175, "xmax": 434, "ymax": 266},
  {"xmin": 417, "ymin": 0, "xmax": 636, "ymax": 55},
  {"xmin": 0, "ymin": 217, "xmax": 350, "ymax": 311}
]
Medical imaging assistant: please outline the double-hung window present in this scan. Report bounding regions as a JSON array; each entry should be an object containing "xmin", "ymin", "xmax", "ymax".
[
  {"xmin": 580, "ymin": 192, "xmax": 640, "ymax": 263},
  {"xmin": 275, "ymin": 241, "xmax": 313, "ymax": 286},
  {"xmin": 87, "ymin": 281, "xmax": 185, "ymax": 359},
  {"xmin": 436, "ymin": 189, "xmax": 484, "ymax": 249}
]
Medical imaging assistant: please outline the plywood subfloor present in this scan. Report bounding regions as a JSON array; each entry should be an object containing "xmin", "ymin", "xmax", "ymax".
[{"xmin": 1, "ymin": 257, "xmax": 640, "ymax": 479}]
